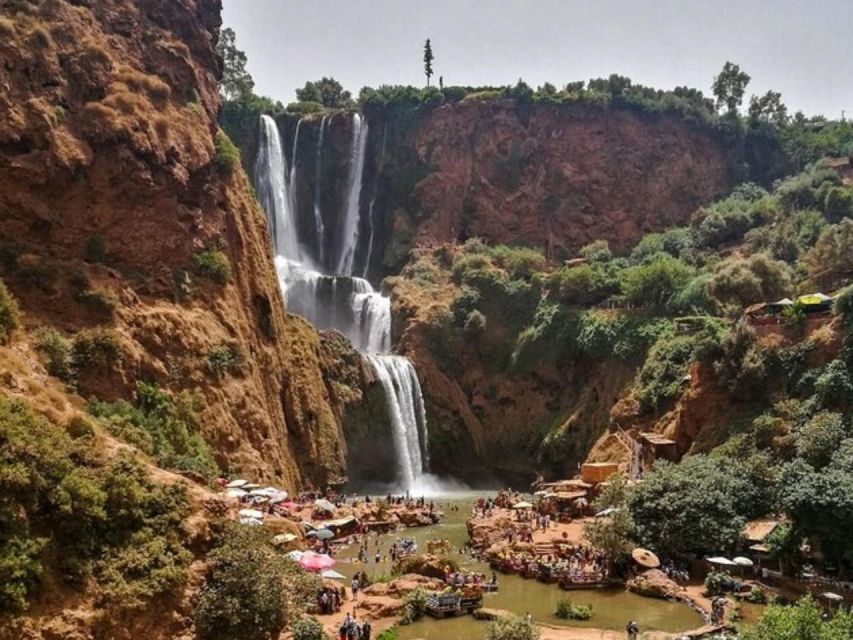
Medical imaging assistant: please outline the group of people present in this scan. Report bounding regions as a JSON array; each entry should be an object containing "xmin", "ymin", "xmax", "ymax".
[
  {"xmin": 489, "ymin": 543, "xmax": 608, "ymax": 586},
  {"xmin": 316, "ymin": 586, "xmax": 346, "ymax": 614},
  {"xmin": 337, "ymin": 613, "xmax": 371, "ymax": 640},
  {"xmin": 660, "ymin": 560, "xmax": 690, "ymax": 584}
]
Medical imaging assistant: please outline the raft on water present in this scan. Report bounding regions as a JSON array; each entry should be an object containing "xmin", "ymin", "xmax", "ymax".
[{"xmin": 425, "ymin": 592, "xmax": 483, "ymax": 618}]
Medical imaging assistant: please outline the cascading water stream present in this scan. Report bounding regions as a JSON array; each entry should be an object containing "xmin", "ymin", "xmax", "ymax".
[
  {"xmin": 335, "ymin": 113, "xmax": 369, "ymax": 276},
  {"xmin": 254, "ymin": 113, "xmax": 431, "ymax": 492}
]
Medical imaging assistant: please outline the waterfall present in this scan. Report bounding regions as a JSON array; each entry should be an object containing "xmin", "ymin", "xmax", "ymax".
[
  {"xmin": 256, "ymin": 113, "xmax": 431, "ymax": 492},
  {"xmin": 362, "ymin": 122, "xmax": 387, "ymax": 279},
  {"xmin": 335, "ymin": 113, "xmax": 369, "ymax": 276},
  {"xmin": 365, "ymin": 355, "xmax": 429, "ymax": 491},
  {"xmin": 255, "ymin": 115, "xmax": 300, "ymax": 261},
  {"xmin": 312, "ymin": 115, "xmax": 329, "ymax": 265}
]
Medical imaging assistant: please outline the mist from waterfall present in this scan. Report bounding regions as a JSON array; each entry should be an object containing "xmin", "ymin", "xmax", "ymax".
[{"xmin": 254, "ymin": 113, "xmax": 433, "ymax": 492}]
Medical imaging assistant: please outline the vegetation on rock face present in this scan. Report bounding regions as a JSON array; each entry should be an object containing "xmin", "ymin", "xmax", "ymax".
[
  {"xmin": 485, "ymin": 614, "xmax": 540, "ymax": 640},
  {"xmin": 0, "ymin": 278, "xmax": 19, "ymax": 342},
  {"xmin": 193, "ymin": 248, "xmax": 233, "ymax": 284},
  {"xmin": 0, "ymin": 397, "xmax": 191, "ymax": 614},
  {"xmin": 194, "ymin": 524, "xmax": 320, "ymax": 640}
]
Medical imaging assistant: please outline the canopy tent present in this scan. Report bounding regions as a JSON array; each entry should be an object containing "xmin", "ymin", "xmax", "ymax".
[
  {"xmin": 706, "ymin": 556, "xmax": 737, "ymax": 566},
  {"xmin": 632, "ymin": 548, "xmax": 660, "ymax": 569},
  {"xmin": 512, "ymin": 501, "xmax": 534, "ymax": 509},
  {"xmin": 313, "ymin": 499, "xmax": 336, "ymax": 513},
  {"xmin": 798, "ymin": 292, "xmax": 832, "ymax": 306},
  {"xmin": 551, "ymin": 490, "xmax": 588, "ymax": 502},
  {"xmin": 321, "ymin": 569, "xmax": 346, "ymax": 580}
]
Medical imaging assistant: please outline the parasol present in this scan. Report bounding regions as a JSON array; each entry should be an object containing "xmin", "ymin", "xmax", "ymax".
[
  {"xmin": 512, "ymin": 501, "xmax": 534, "ymax": 509},
  {"xmin": 706, "ymin": 556, "xmax": 737, "ymax": 566},
  {"xmin": 307, "ymin": 528, "xmax": 334, "ymax": 540},
  {"xmin": 272, "ymin": 533, "xmax": 298, "ymax": 546},
  {"xmin": 632, "ymin": 548, "xmax": 660, "ymax": 569},
  {"xmin": 321, "ymin": 569, "xmax": 346, "ymax": 580},
  {"xmin": 299, "ymin": 551, "xmax": 336, "ymax": 571},
  {"xmin": 225, "ymin": 479, "xmax": 248, "ymax": 489},
  {"xmin": 733, "ymin": 557, "xmax": 754, "ymax": 567}
]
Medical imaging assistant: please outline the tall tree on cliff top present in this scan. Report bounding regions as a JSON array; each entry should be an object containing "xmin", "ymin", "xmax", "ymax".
[
  {"xmin": 295, "ymin": 78, "xmax": 352, "ymax": 108},
  {"xmin": 216, "ymin": 27, "xmax": 255, "ymax": 101},
  {"xmin": 423, "ymin": 38, "xmax": 434, "ymax": 87},
  {"xmin": 712, "ymin": 61, "xmax": 750, "ymax": 116}
]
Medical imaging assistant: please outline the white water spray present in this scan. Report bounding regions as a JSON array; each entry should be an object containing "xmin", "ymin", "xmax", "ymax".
[{"xmin": 335, "ymin": 113, "xmax": 369, "ymax": 276}]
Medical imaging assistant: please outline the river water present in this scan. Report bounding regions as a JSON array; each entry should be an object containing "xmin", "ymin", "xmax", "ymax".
[{"xmin": 331, "ymin": 494, "xmax": 703, "ymax": 638}]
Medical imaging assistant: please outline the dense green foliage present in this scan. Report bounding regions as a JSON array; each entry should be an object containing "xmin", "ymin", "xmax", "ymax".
[
  {"xmin": 89, "ymin": 382, "xmax": 219, "ymax": 480},
  {"xmin": 214, "ymin": 130, "xmax": 240, "ymax": 175},
  {"xmin": 193, "ymin": 248, "xmax": 233, "ymax": 284},
  {"xmin": 554, "ymin": 597, "xmax": 593, "ymax": 620},
  {"xmin": 0, "ymin": 278, "xmax": 19, "ymax": 342},
  {"xmin": 743, "ymin": 595, "xmax": 853, "ymax": 640},
  {"xmin": 485, "ymin": 614, "xmax": 541, "ymax": 640},
  {"xmin": 194, "ymin": 524, "xmax": 320, "ymax": 640},
  {"xmin": 0, "ymin": 397, "xmax": 191, "ymax": 614}
]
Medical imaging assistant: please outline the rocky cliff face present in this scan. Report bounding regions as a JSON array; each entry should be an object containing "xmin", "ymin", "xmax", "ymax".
[
  {"xmin": 405, "ymin": 99, "xmax": 735, "ymax": 255},
  {"xmin": 0, "ymin": 0, "xmax": 351, "ymax": 491}
]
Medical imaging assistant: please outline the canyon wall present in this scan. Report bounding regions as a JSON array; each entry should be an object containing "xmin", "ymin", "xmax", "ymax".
[{"xmin": 0, "ymin": 0, "xmax": 353, "ymax": 491}]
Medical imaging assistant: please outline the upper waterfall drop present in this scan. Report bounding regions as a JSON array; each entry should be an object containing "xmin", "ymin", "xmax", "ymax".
[
  {"xmin": 255, "ymin": 115, "xmax": 301, "ymax": 261},
  {"xmin": 335, "ymin": 113, "xmax": 369, "ymax": 276},
  {"xmin": 254, "ymin": 112, "xmax": 432, "ymax": 493}
]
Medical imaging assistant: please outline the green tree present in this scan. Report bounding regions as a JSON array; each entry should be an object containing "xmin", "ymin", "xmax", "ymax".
[
  {"xmin": 423, "ymin": 38, "xmax": 434, "ymax": 87},
  {"xmin": 621, "ymin": 254, "xmax": 694, "ymax": 311},
  {"xmin": 712, "ymin": 61, "xmax": 751, "ymax": 115},
  {"xmin": 0, "ymin": 278, "xmax": 19, "ymax": 342},
  {"xmin": 748, "ymin": 91, "xmax": 788, "ymax": 126},
  {"xmin": 295, "ymin": 77, "xmax": 352, "ymax": 109},
  {"xmin": 742, "ymin": 595, "xmax": 853, "ymax": 640},
  {"xmin": 216, "ymin": 27, "xmax": 255, "ymax": 101},
  {"xmin": 194, "ymin": 525, "xmax": 320, "ymax": 640},
  {"xmin": 628, "ymin": 456, "xmax": 747, "ymax": 558}
]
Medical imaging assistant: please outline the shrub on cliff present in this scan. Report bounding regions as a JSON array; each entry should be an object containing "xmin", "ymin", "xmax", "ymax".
[
  {"xmin": 193, "ymin": 248, "xmax": 233, "ymax": 284},
  {"xmin": 286, "ymin": 101, "xmax": 324, "ymax": 114},
  {"xmin": 89, "ymin": 382, "xmax": 218, "ymax": 480},
  {"xmin": 621, "ymin": 254, "xmax": 694, "ymax": 312},
  {"xmin": 635, "ymin": 335, "xmax": 696, "ymax": 413},
  {"xmin": 214, "ymin": 129, "xmax": 240, "ymax": 175},
  {"xmin": 0, "ymin": 278, "xmax": 19, "ymax": 342},
  {"xmin": 207, "ymin": 343, "xmax": 243, "ymax": 378},
  {"xmin": 72, "ymin": 328, "xmax": 121, "ymax": 370},
  {"xmin": 0, "ymin": 398, "xmax": 192, "ymax": 613},
  {"xmin": 194, "ymin": 524, "xmax": 319, "ymax": 640},
  {"xmin": 708, "ymin": 253, "xmax": 793, "ymax": 311},
  {"xmin": 34, "ymin": 327, "xmax": 74, "ymax": 383}
]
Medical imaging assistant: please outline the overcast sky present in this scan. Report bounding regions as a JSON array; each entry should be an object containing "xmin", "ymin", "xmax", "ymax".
[{"xmin": 222, "ymin": 0, "xmax": 852, "ymax": 118}]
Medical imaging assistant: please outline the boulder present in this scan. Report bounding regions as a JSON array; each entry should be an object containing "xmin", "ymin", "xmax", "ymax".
[{"xmin": 627, "ymin": 569, "xmax": 684, "ymax": 600}]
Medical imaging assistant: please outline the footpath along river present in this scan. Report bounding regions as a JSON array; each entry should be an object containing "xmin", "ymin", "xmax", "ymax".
[{"xmin": 330, "ymin": 493, "xmax": 703, "ymax": 639}]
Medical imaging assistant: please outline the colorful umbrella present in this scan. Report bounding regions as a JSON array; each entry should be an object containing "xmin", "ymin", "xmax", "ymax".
[{"xmin": 299, "ymin": 551, "xmax": 336, "ymax": 571}]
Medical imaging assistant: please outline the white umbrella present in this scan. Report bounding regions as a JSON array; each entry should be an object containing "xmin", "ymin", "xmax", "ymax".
[
  {"xmin": 821, "ymin": 592, "xmax": 844, "ymax": 602},
  {"xmin": 224, "ymin": 488, "xmax": 247, "ymax": 499},
  {"xmin": 242, "ymin": 483, "xmax": 261, "ymax": 491},
  {"xmin": 707, "ymin": 557, "xmax": 737, "ymax": 566},
  {"xmin": 321, "ymin": 569, "xmax": 346, "ymax": 580},
  {"xmin": 238, "ymin": 508, "xmax": 265, "ymax": 520},
  {"xmin": 733, "ymin": 557, "xmax": 754, "ymax": 567},
  {"xmin": 533, "ymin": 490, "xmax": 548, "ymax": 497},
  {"xmin": 595, "ymin": 507, "xmax": 620, "ymax": 517},
  {"xmin": 512, "ymin": 501, "xmax": 534, "ymax": 509},
  {"xmin": 225, "ymin": 479, "xmax": 248, "ymax": 488}
]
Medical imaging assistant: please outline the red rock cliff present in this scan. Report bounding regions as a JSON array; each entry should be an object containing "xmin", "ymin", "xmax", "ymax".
[{"xmin": 0, "ymin": 0, "xmax": 350, "ymax": 490}]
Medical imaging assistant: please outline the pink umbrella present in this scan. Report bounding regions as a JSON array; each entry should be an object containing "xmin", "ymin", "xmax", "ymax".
[{"xmin": 299, "ymin": 551, "xmax": 336, "ymax": 572}]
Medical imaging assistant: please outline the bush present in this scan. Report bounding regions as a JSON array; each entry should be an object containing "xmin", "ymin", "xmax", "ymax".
[
  {"xmin": 555, "ymin": 597, "xmax": 593, "ymax": 620},
  {"xmin": 207, "ymin": 343, "xmax": 242, "ymax": 377},
  {"xmin": 635, "ymin": 335, "xmax": 696, "ymax": 413},
  {"xmin": 488, "ymin": 245, "xmax": 546, "ymax": 279},
  {"xmin": 0, "ymin": 279, "xmax": 19, "ymax": 342},
  {"xmin": 708, "ymin": 253, "xmax": 792, "ymax": 310},
  {"xmin": 0, "ymin": 398, "xmax": 192, "ymax": 614},
  {"xmin": 195, "ymin": 525, "xmax": 320, "ymax": 640},
  {"xmin": 214, "ymin": 129, "xmax": 240, "ymax": 175},
  {"xmin": 451, "ymin": 252, "xmax": 494, "ymax": 284},
  {"xmin": 76, "ymin": 288, "xmax": 118, "ymax": 319},
  {"xmin": 193, "ymin": 248, "xmax": 232, "ymax": 284},
  {"xmin": 463, "ymin": 310, "xmax": 486, "ymax": 336},
  {"xmin": 621, "ymin": 254, "xmax": 694, "ymax": 311},
  {"xmin": 89, "ymin": 382, "xmax": 218, "ymax": 480},
  {"xmin": 485, "ymin": 614, "xmax": 540, "ymax": 640},
  {"xmin": 824, "ymin": 186, "xmax": 853, "ymax": 223},
  {"xmin": 704, "ymin": 571, "xmax": 733, "ymax": 596},
  {"xmin": 291, "ymin": 618, "xmax": 325, "ymax": 640},
  {"xmin": 401, "ymin": 588, "xmax": 428, "ymax": 624},
  {"xmin": 451, "ymin": 286, "xmax": 481, "ymax": 327},
  {"xmin": 34, "ymin": 327, "xmax": 74, "ymax": 383},
  {"xmin": 72, "ymin": 328, "xmax": 121, "ymax": 370}
]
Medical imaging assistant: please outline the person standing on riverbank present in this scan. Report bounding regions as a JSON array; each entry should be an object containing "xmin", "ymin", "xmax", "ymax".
[{"xmin": 626, "ymin": 620, "xmax": 639, "ymax": 640}]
